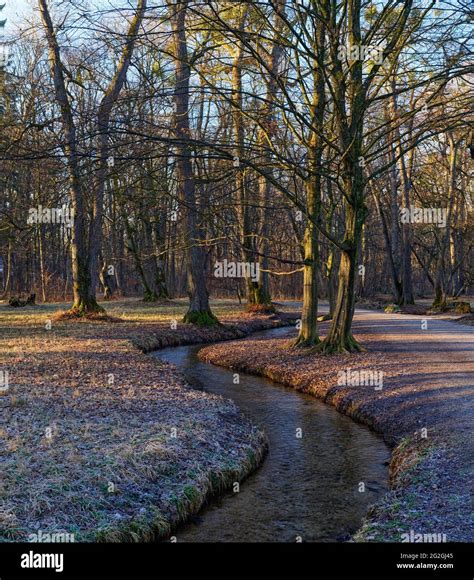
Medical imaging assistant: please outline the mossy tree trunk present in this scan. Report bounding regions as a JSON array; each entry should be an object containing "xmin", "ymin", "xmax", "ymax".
[
  {"xmin": 294, "ymin": 10, "xmax": 326, "ymax": 347},
  {"xmin": 321, "ymin": 0, "xmax": 366, "ymax": 352},
  {"xmin": 319, "ymin": 0, "xmax": 414, "ymax": 349},
  {"xmin": 295, "ymin": 205, "xmax": 320, "ymax": 346},
  {"xmin": 71, "ymin": 251, "xmax": 103, "ymax": 314},
  {"xmin": 294, "ymin": 163, "xmax": 322, "ymax": 347},
  {"xmin": 321, "ymin": 202, "xmax": 366, "ymax": 352},
  {"xmin": 320, "ymin": 63, "xmax": 365, "ymax": 351}
]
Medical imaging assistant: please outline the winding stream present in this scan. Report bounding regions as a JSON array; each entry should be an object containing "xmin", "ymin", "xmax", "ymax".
[{"xmin": 154, "ymin": 327, "xmax": 389, "ymax": 542}]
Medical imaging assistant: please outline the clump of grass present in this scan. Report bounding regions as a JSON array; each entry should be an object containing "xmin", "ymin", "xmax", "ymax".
[
  {"xmin": 53, "ymin": 310, "xmax": 124, "ymax": 323},
  {"xmin": 246, "ymin": 303, "xmax": 276, "ymax": 315},
  {"xmin": 389, "ymin": 436, "xmax": 432, "ymax": 486}
]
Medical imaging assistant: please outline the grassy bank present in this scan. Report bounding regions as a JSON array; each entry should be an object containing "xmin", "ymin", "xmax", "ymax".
[{"xmin": 0, "ymin": 299, "xmax": 295, "ymax": 542}]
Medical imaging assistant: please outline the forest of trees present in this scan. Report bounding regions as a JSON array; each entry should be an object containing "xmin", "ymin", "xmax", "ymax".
[{"xmin": 0, "ymin": 0, "xmax": 472, "ymax": 351}]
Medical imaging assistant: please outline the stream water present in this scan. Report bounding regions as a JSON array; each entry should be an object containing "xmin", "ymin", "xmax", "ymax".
[{"xmin": 154, "ymin": 327, "xmax": 389, "ymax": 542}]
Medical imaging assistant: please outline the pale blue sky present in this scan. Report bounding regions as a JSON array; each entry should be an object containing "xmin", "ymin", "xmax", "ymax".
[
  {"xmin": 1, "ymin": 0, "xmax": 468, "ymax": 38},
  {"xmin": 2, "ymin": 0, "xmax": 32, "ymax": 33}
]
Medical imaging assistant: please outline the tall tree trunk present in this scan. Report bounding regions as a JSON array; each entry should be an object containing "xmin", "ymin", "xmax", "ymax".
[
  {"xmin": 3, "ymin": 237, "xmax": 12, "ymax": 295},
  {"xmin": 295, "ymin": 172, "xmax": 321, "ymax": 346},
  {"xmin": 379, "ymin": 109, "xmax": 404, "ymax": 304},
  {"xmin": 39, "ymin": 0, "xmax": 145, "ymax": 315},
  {"xmin": 256, "ymin": 173, "xmax": 273, "ymax": 307},
  {"xmin": 123, "ymin": 213, "xmax": 154, "ymax": 301},
  {"xmin": 323, "ymin": 0, "xmax": 412, "ymax": 350},
  {"xmin": 170, "ymin": 0, "xmax": 217, "ymax": 325},
  {"xmin": 399, "ymin": 156, "xmax": 415, "ymax": 305},
  {"xmin": 89, "ymin": 0, "xmax": 147, "ymax": 304},
  {"xmin": 392, "ymin": 82, "xmax": 415, "ymax": 305},
  {"xmin": 433, "ymin": 133, "xmax": 457, "ymax": 307},
  {"xmin": 39, "ymin": 0, "xmax": 102, "ymax": 314},
  {"xmin": 143, "ymin": 213, "xmax": 169, "ymax": 300},
  {"xmin": 253, "ymin": 1, "xmax": 286, "ymax": 310},
  {"xmin": 320, "ymin": 0, "xmax": 368, "ymax": 352},
  {"xmin": 231, "ymin": 25, "xmax": 257, "ymax": 305},
  {"xmin": 38, "ymin": 224, "xmax": 47, "ymax": 302},
  {"xmin": 294, "ymin": 0, "xmax": 326, "ymax": 346},
  {"xmin": 372, "ymin": 191, "xmax": 403, "ymax": 303}
]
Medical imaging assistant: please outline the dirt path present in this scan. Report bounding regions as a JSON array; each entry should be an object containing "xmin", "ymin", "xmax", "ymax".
[
  {"xmin": 351, "ymin": 308, "xmax": 474, "ymax": 438},
  {"xmin": 199, "ymin": 305, "xmax": 474, "ymax": 541}
]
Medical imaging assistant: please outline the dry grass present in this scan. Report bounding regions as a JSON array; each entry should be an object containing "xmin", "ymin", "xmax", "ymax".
[{"xmin": 0, "ymin": 299, "xmax": 285, "ymax": 542}]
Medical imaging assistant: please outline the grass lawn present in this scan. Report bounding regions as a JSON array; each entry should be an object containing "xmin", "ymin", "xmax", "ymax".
[{"xmin": 0, "ymin": 299, "xmax": 281, "ymax": 542}]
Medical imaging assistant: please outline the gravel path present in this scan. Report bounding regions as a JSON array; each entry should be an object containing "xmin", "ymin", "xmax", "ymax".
[{"xmin": 352, "ymin": 308, "xmax": 474, "ymax": 440}]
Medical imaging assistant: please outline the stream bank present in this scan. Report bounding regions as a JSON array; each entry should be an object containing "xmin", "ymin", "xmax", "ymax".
[
  {"xmin": 154, "ymin": 326, "xmax": 389, "ymax": 542},
  {"xmin": 198, "ymin": 313, "xmax": 474, "ymax": 542}
]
